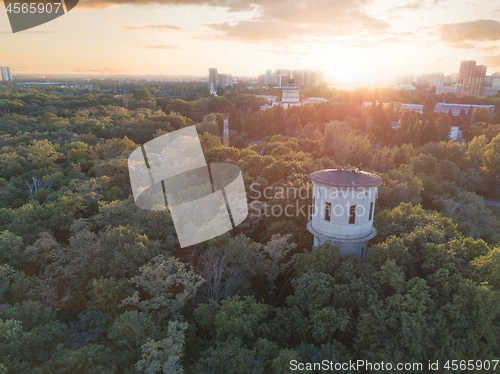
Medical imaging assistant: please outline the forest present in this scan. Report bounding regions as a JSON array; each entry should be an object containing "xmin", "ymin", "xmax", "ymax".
[{"xmin": 0, "ymin": 80, "xmax": 500, "ymax": 373}]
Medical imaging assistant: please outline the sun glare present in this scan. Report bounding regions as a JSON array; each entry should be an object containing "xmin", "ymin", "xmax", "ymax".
[{"xmin": 327, "ymin": 63, "xmax": 366, "ymax": 85}]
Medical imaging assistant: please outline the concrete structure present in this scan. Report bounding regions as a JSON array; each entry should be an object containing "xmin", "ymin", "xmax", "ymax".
[
  {"xmin": 208, "ymin": 68, "xmax": 218, "ymax": 91},
  {"xmin": 208, "ymin": 68, "xmax": 233, "ymax": 92},
  {"xmin": 256, "ymin": 95, "xmax": 278, "ymax": 102},
  {"xmin": 428, "ymin": 73, "xmax": 444, "ymax": 88},
  {"xmin": 434, "ymin": 102, "xmax": 494, "ymax": 116},
  {"xmin": 260, "ymin": 86, "xmax": 327, "ymax": 110},
  {"xmin": 0, "ymin": 66, "xmax": 12, "ymax": 82},
  {"xmin": 483, "ymin": 74, "xmax": 500, "ymax": 96},
  {"xmin": 302, "ymin": 97, "xmax": 328, "ymax": 105},
  {"xmin": 449, "ymin": 126, "xmax": 464, "ymax": 144},
  {"xmin": 447, "ymin": 73, "xmax": 459, "ymax": 85},
  {"xmin": 264, "ymin": 69, "xmax": 323, "ymax": 87},
  {"xmin": 272, "ymin": 69, "xmax": 289, "ymax": 86},
  {"xmin": 360, "ymin": 101, "xmax": 494, "ymax": 116},
  {"xmin": 416, "ymin": 72, "xmax": 444, "ymax": 88},
  {"xmin": 313, "ymin": 70, "xmax": 324, "ymax": 86},
  {"xmin": 265, "ymin": 70, "xmax": 273, "ymax": 85},
  {"xmin": 436, "ymin": 85, "xmax": 458, "ymax": 95},
  {"xmin": 359, "ymin": 102, "xmax": 422, "ymax": 113},
  {"xmin": 209, "ymin": 82, "xmax": 217, "ymax": 96},
  {"xmin": 278, "ymin": 75, "xmax": 289, "ymax": 87},
  {"xmin": 307, "ymin": 169, "xmax": 382, "ymax": 261},
  {"xmin": 218, "ymin": 73, "xmax": 233, "ymax": 88},
  {"xmin": 484, "ymin": 87, "xmax": 499, "ymax": 97},
  {"xmin": 396, "ymin": 74, "xmax": 414, "ymax": 85},
  {"xmin": 492, "ymin": 76, "xmax": 500, "ymax": 89},
  {"xmin": 401, "ymin": 104, "xmax": 423, "ymax": 113},
  {"xmin": 393, "ymin": 84, "xmax": 416, "ymax": 91},
  {"xmin": 282, "ymin": 85, "xmax": 300, "ymax": 104},
  {"xmin": 458, "ymin": 60, "xmax": 487, "ymax": 96}
]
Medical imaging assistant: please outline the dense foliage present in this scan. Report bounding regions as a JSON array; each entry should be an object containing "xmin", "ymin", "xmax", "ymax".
[{"xmin": 0, "ymin": 81, "xmax": 499, "ymax": 373}]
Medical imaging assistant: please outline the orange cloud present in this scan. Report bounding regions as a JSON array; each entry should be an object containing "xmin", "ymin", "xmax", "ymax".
[
  {"xmin": 80, "ymin": 0, "xmax": 390, "ymax": 43},
  {"xmin": 478, "ymin": 45, "xmax": 499, "ymax": 54},
  {"xmin": 203, "ymin": 20, "xmax": 307, "ymax": 42},
  {"xmin": 127, "ymin": 24, "xmax": 180, "ymax": 31},
  {"xmin": 77, "ymin": 67, "xmax": 124, "ymax": 73},
  {"xmin": 144, "ymin": 45, "xmax": 182, "ymax": 49},
  {"xmin": 79, "ymin": 0, "xmax": 261, "ymax": 10},
  {"xmin": 338, "ymin": 36, "xmax": 407, "ymax": 48},
  {"xmin": 449, "ymin": 41, "xmax": 476, "ymax": 49},
  {"xmin": 438, "ymin": 19, "xmax": 500, "ymax": 43},
  {"xmin": 201, "ymin": 0, "xmax": 389, "ymax": 42},
  {"xmin": 483, "ymin": 55, "xmax": 500, "ymax": 68},
  {"xmin": 392, "ymin": 0, "xmax": 444, "ymax": 11}
]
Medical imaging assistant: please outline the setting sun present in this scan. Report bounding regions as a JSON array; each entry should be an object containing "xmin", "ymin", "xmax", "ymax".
[
  {"xmin": 326, "ymin": 63, "xmax": 367, "ymax": 85},
  {"xmin": 1, "ymin": 0, "xmax": 500, "ymax": 372}
]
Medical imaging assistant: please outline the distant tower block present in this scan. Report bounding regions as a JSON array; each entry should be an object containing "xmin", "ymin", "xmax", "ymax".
[
  {"xmin": 307, "ymin": 169, "xmax": 382, "ymax": 261},
  {"xmin": 208, "ymin": 68, "xmax": 218, "ymax": 91},
  {"xmin": 0, "ymin": 67, "xmax": 12, "ymax": 82}
]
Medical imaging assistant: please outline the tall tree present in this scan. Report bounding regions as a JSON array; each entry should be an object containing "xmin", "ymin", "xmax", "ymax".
[{"xmin": 323, "ymin": 121, "xmax": 355, "ymax": 164}]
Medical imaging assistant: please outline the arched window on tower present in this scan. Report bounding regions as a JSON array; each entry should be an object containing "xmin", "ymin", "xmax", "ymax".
[{"xmin": 349, "ymin": 205, "xmax": 356, "ymax": 224}]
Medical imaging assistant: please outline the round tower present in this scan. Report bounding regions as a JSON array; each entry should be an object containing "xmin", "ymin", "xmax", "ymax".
[{"xmin": 307, "ymin": 169, "xmax": 383, "ymax": 260}]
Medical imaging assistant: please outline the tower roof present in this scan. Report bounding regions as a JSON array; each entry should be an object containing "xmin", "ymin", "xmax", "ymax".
[{"xmin": 310, "ymin": 169, "xmax": 382, "ymax": 188}]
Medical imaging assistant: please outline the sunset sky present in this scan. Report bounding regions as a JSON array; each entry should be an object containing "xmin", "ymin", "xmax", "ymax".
[{"xmin": 1, "ymin": 0, "xmax": 500, "ymax": 84}]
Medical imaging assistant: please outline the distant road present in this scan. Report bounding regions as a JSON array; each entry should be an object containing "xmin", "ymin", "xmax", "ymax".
[{"xmin": 484, "ymin": 199, "xmax": 500, "ymax": 207}]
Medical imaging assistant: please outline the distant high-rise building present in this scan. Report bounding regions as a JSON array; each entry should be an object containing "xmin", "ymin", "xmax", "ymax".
[
  {"xmin": 314, "ymin": 70, "xmax": 324, "ymax": 86},
  {"xmin": 436, "ymin": 85, "xmax": 458, "ymax": 95},
  {"xmin": 218, "ymin": 73, "xmax": 233, "ymax": 88},
  {"xmin": 492, "ymin": 75, "xmax": 500, "ymax": 89},
  {"xmin": 265, "ymin": 69, "xmax": 323, "ymax": 87},
  {"xmin": 258, "ymin": 74, "xmax": 266, "ymax": 85},
  {"xmin": 278, "ymin": 75, "xmax": 289, "ymax": 87},
  {"xmin": 415, "ymin": 74, "xmax": 427, "ymax": 86},
  {"xmin": 273, "ymin": 69, "xmax": 284, "ymax": 86},
  {"xmin": 218, "ymin": 73, "xmax": 226, "ymax": 88},
  {"xmin": 208, "ymin": 68, "xmax": 218, "ymax": 90},
  {"xmin": 292, "ymin": 70, "xmax": 304, "ymax": 86},
  {"xmin": 217, "ymin": 73, "xmax": 226, "ymax": 88},
  {"xmin": 265, "ymin": 70, "xmax": 273, "ymax": 85},
  {"xmin": 396, "ymin": 74, "xmax": 414, "ymax": 85},
  {"xmin": 415, "ymin": 73, "xmax": 444, "ymax": 88},
  {"xmin": 458, "ymin": 61, "xmax": 487, "ymax": 96},
  {"xmin": 0, "ymin": 66, "xmax": 12, "ymax": 82},
  {"xmin": 484, "ymin": 72, "xmax": 500, "ymax": 96},
  {"xmin": 304, "ymin": 70, "xmax": 313, "ymax": 86},
  {"xmin": 428, "ymin": 73, "xmax": 444, "ymax": 88}
]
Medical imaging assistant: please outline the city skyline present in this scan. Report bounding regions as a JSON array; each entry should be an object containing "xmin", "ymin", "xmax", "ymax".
[
  {"xmin": 1, "ymin": 0, "xmax": 500, "ymax": 84},
  {"xmin": 2, "ymin": 62, "xmax": 499, "ymax": 90}
]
